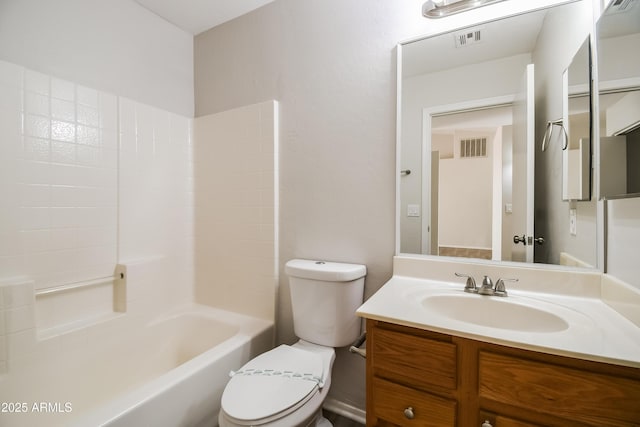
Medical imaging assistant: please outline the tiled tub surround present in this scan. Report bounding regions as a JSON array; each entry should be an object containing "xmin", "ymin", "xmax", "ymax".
[
  {"xmin": 0, "ymin": 59, "xmax": 194, "ymax": 307},
  {"xmin": 358, "ymin": 255, "xmax": 640, "ymax": 368},
  {"xmin": 0, "ymin": 60, "xmax": 118, "ymax": 289},
  {"xmin": 0, "ymin": 60, "xmax": 279, "ymax": 426}
]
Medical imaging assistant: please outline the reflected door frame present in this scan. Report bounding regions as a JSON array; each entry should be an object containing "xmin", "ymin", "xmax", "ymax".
[{"xmin": 421, "ymin": 95, "xmax": 515, "ymax": 257}]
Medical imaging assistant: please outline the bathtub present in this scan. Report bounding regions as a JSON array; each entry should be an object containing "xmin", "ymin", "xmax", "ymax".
[{"xmin": 0, "ymin": 305, "xmax": 273, "ymax": 427}]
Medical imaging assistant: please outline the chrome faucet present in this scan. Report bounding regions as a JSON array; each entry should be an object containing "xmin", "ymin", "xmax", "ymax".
[
  {"xmin": 478, "ymin": 275, "xmax": 494, "ymax": 295},
  {"xmin": 456, "ymin": 274, "xmax": 519, "ymax": 297}
]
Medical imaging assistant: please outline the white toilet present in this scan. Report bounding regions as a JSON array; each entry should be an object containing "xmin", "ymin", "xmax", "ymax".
[{"xmin": 218, "ymin": 259, "xmax": 366, "ymax": 427}]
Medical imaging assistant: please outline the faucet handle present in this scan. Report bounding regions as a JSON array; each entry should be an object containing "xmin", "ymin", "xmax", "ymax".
[
  {"xmin": 455, "ymin": 272, "xmax": 477, "ymax": 293},
  {"xmin": 494, "ymin": 278, "xmax": 519, "ymax": 297}
]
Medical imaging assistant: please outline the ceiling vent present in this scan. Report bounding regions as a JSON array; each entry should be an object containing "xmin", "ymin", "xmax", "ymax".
[
  {"xmin": 607, "ymin": 0, "xmax": 637, "ymax": 13},
  {"xmin": 454, "ymin": 28, "xmax": 483, "ymax": 48}
]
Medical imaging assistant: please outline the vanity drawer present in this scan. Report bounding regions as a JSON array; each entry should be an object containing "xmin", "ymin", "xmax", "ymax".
[
  {"xmin": 479, "ymin": 351, "xmax": 640, "ymax": 426},
  {"xmin": 372, "ymin": 377, "xmax": 456, "ymax": 427},
  {"xmin": 371, "ymin": 325, "xmax": 457, "ymax": 391}
]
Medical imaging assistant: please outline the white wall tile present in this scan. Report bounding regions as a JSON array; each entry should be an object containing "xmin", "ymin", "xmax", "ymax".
[
  {"xmin": 51, "ymin": 78, "xmax": 75, "ymax": 102},
  {"xmin": 24, "ymin": 114, "xmax": 50, "ymax": 139},
  {"xmin": 77, "ymin": 104, "xmax": 100, "ymax": 127},
  {"xmin": 194, "ymin": 101, "xmax": 277, "ymax": 321},
  {"xmin": 7, "ymin": 329, "xmax": 36, "ymax": 360},
  {"xmin": 1, "ymin": 61, "xmax": 194, "ymax": 327},
  {"xmin": 25, "ymin": 91, "xmax": 50, "ymax": 117},
  {"xmin": 18, "ymin": 184, "xmax": 50, "ymax": 207},
  {"xmin": 20, "ymin": 230, "xmax": 50, "ymax": 254},
  {"xmin": 4, "ymin": 305, "xmax": 35, "ymax": 333},
  {"xmin": 23, "ymin": 137, "xmax": 51, "ymax": 162},
  {"xmin": 2, "ymin": 282, "xmax": 34, "ymax": 308},
  {"xmin": 77, "ymin": 85, "xmax": 98, "ymax": 108},
  {"xmin": 49, "ymin": 228, "xmax": 77, "ymax": 250},
  {"xmin": 50, "ymin": 141, "xmax": 76, "ymax": 164},
  {"xmin": 24, "ymin": 70, "xmax": 49, "ymax": 96},
  {"xmin": 18, "ymin": 160, "xmax": 50, "ymax": 186},
  {"xmin": 19, "ymin": 207, "xmax": 50, "ymax": 230},
  {"xmin": 51, "ymin": 98, "xmax": 75, "ymax": 122},
  {"xmin": 51, "ymin": 120, "xmax": 76, "ymax": 142}
]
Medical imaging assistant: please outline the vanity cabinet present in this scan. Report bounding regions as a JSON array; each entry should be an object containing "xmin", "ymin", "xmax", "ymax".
[{"xmin": 366, "ymin": 320, "xmax": 640, "ymax": 427}]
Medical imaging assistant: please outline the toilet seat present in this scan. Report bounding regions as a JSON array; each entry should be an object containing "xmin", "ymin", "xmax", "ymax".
[{"xmin": 221, "ymin": 344, "xmax": 326, "ymax": 425}]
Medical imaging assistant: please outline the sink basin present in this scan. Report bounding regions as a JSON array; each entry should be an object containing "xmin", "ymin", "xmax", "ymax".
[{"xmin": 421, "ymin": 294, "xmax": 569, "ymax": 333}]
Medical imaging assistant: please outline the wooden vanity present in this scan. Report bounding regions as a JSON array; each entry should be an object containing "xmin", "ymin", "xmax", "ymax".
[{"xmin": 366, "ymin": 319, "xmax": 640, "ymax": 427}]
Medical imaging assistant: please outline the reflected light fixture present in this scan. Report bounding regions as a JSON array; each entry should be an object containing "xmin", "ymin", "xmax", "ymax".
[{"xmin": 423, "ymin": 0, "xmax": 507, "ymax": 18}]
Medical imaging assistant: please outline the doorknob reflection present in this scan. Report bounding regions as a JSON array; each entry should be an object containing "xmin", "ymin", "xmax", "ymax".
[{"xmin": 513, "ymin": 235, "xmax": 526, "ymax": 245}]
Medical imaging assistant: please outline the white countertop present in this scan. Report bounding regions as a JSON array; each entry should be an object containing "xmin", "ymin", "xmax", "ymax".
[{"xmin": 357, "ymin": 275, "xmax": 640, "ymax": 369}]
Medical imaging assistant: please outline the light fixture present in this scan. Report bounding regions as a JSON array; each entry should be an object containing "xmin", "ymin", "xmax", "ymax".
[{"xmin": 422, "ymin": 0, "xmax": 507, "ymax": 18}]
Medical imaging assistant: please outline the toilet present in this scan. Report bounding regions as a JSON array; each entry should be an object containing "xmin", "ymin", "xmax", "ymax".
[{"xmin": 218, "ymin": 259, "xmax": 366, "ymax": 427}]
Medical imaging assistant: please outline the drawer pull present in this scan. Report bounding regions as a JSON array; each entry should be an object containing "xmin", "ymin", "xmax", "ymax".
[{"xmin": 403, "ymin": 406, "xmax": 415, "ymax": 419}]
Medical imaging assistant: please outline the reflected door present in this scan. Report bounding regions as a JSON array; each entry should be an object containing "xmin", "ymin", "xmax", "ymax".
[{"xmin": 512, "ymin": 64, "xmax": 535, "ymax": 263}]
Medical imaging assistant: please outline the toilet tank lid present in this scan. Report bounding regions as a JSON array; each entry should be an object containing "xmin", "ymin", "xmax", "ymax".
[{"xmin": 285, "ymin": 259, "xmax": 366, "ymax": 282}]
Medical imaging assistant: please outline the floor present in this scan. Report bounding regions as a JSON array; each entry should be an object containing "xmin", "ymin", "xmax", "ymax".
[{"xmin": 323, "ymin": 410, "xmax": 365, "ymax": 427}]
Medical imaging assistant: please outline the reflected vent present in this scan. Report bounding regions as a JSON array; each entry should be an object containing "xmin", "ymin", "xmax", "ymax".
[
  {"xmin": 455, "ymin": 28, "xmax": 483, "ymax": 47},
  {"xmin": 610, "ymin": 0, "xmax": 636, "ymax": 12},
  {"xmin": 460, "ymin": 138, "xmax": 487, "ymax": 158}
]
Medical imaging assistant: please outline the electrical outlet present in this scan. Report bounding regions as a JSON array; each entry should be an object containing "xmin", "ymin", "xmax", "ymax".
[{"xmin": 569, "ymin": 209, "xmax": 577, "ymax": 236}]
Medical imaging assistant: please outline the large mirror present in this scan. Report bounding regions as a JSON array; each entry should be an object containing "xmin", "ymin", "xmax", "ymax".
[
  {"xmin": 398, "ymin": 0, "xmax": 598, "ymax": 268},
  {"xmin": 597, "ymin": 0, "xmax": 640, "ymax": 199}
]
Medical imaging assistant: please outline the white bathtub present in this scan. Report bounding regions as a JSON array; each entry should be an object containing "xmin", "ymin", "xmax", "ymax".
[{"xmin": 0, "ymin": 305, "xmax": 273, "ymax": 427}]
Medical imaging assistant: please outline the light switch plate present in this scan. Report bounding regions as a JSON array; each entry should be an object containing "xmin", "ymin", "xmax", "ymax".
[
  {"xmin": 569, "ymin": 208, "xmax": 577, "ymax": 236},
  {"xmin": 407, "ymin": 204, "xmax": 420, "ymax": 217}
]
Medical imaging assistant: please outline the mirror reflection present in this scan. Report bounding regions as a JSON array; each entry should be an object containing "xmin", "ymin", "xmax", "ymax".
[
  {"xmin": 563, "ymin": 37, "xmax": 591, "ymax": 201},
  {"xmin": 398, "ymin": 0, "xmax": 597, "ymax": 267},
  {"xmin": 597, "ymin": 0, "xmax": 640, "ymax": 199}
]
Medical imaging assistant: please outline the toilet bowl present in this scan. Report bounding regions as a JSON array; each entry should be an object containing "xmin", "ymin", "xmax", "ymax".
[
  {"xmin": 219, "ymin": 340, "xmax": 335, "ymax": 427},
  {"xmin": 218, "ymin": 259, "xmax": 366, "ymax": 427}
]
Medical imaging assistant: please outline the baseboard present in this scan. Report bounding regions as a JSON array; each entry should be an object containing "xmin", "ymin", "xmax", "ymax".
[{"xmin": 323, "ymin": 398, "xmax": 366, "ymax": 425}]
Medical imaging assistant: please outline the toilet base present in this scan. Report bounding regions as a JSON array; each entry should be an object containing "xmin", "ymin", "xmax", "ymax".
[{"xmin": 316, "ymin": 414, "xmax": 332, "ymax": 427}]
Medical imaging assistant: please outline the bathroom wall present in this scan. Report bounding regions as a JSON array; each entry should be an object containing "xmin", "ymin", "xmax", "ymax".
[
  {"xmin": 194, "ymin": 0, "xmax": 572, "ymax": 413},
  {"xmin": 193, "ymin": 101, "xmax": 278, "ymax": 322},
  {"xmin": 532, "ymin": 0, "xmax": 596, "ymax": 266},
  {"xmin": 607, "ymin": 198, "xmax": 640, "ymax": 290},
  {"xmin": 0, "ymin": 0, "xmax": 194, "ymax": 117}
]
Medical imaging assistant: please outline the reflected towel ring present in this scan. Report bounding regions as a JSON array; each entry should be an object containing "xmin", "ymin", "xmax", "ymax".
[{"xmin": 541, "ymin": 119, "xmax": 568, "ymax": 152}]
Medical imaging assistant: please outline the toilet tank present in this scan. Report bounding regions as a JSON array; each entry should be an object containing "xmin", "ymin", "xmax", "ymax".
[{"xmin": 285, "ymin": 259, "xmax": 366, "ymax": 347}]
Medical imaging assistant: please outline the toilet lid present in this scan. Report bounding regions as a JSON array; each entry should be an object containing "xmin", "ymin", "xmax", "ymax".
[{"xmin": 221, "ymin": 345, "xmax": 324, "ymax": 423}]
